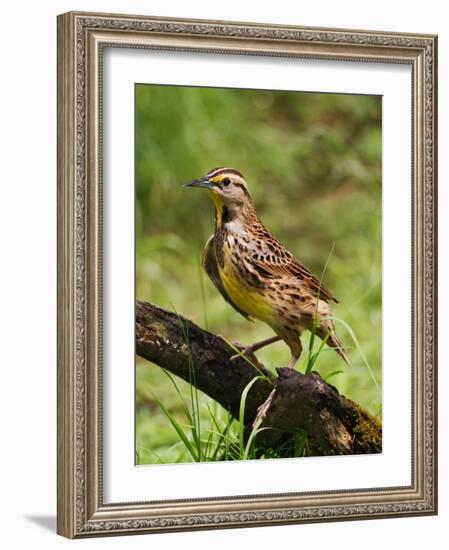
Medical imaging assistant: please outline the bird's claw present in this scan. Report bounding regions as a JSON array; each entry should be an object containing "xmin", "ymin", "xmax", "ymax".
[
  {"xmin": 229, "ymin": 342, "xmax": 261, "ymax": 367},
  {"xmin": 253, "ymin": 389, "xmax": 276, "ymax": 427},
  {"xmin": 216, "ymin": 336, "xmax": 255, "ymax": 363}
]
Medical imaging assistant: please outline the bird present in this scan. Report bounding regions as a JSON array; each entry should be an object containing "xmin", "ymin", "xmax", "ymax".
[{"xmin": 185, "ymin": 167, "xmax": 348, "ymax": 419}]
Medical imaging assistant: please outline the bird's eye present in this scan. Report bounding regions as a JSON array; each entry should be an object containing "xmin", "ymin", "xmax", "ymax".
[{"xmin": 222, "ymin": 177, "xmax": 231, "ymax": 187}]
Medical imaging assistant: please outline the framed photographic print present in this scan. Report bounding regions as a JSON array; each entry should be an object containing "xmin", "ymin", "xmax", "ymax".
[{"xmin": 57, "ymin": 11, "xmax": 437, "ymax": 538}]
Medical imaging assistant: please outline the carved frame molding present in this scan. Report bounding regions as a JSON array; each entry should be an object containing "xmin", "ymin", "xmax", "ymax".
[{"xmin": 57, "ymin": 11, "xmax": 437, "ymax": 538}]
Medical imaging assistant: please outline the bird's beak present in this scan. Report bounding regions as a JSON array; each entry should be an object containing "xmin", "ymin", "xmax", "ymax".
[{"xmin": 183, "ymin": 176, "xmax": 214, "ymax": 190}]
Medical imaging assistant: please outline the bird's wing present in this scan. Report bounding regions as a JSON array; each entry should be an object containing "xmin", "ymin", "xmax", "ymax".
[
  {"xmin": 246, "ymin": 237, "xmax": 338, "ymax": 304},
  {"xmin": 202, "ymin": 235, "xmax": 254, "ymax": 321}
]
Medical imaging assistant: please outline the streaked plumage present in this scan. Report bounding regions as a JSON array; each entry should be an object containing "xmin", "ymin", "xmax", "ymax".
[{"xmin": 186, "ymin": 167, "xmax": 348, "ymax": 370}]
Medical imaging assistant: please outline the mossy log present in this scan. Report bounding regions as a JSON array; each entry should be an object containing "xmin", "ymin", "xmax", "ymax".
[{"xmin": 136, "ymin": 300, "xmax": 381, "ymax": 456}]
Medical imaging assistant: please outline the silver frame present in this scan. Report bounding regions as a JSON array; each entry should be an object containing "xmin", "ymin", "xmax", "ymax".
[{"xmin": 57, "ymin": 11, "xmax": 438, "ymax": 538}]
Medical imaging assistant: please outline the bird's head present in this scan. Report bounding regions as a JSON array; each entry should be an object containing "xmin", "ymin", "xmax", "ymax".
[{"xmin": 184, "ymin": 167, "xmax": 252, "ymax": 217}]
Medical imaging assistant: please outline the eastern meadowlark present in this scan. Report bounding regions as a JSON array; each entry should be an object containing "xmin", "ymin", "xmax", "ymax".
[{"xmin": 185, "ymin": 167, "xmax": 348, "ymax": 382}]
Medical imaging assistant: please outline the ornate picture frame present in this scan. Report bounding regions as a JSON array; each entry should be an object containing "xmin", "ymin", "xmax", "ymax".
[{"xmin": 57, "ymin": 11, "xmax": 437, "ymax": 538}]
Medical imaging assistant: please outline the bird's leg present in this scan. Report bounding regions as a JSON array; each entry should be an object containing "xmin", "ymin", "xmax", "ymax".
[
  {"xmin": 252, "ymin": 338, "xmax": 302, "ymax": 427},
  {"xmin": 253, "ymin": 389, "xmax": 276, "ymax": 427},
  {"xmin": 230, "ymin": 335, "xmax": 281, "ymax": 362},
  {"xmin": 286, "ymin": 352, "xmax": 301, "ymax": 369},
  {"xmin": 286, "ymin": 338, "xmax": 302, "ymax": 369}
]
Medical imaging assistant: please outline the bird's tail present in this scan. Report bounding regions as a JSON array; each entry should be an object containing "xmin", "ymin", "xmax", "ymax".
[{"xmin": 317, "ymin": 324, "xmax": 350, "ymax": 365}]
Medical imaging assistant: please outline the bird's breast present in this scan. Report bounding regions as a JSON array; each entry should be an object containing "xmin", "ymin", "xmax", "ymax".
[{"xmin": 217, "ymin": 232, "xmax": 275, "ymax": 323}]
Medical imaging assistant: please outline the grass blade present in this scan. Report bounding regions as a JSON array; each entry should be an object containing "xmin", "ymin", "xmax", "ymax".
[
  {"xmin": 238, "ymin": 376, "xmax": 263, "ymax": 457},
  {"xmin": 325, "ymin": 370, "xmax": 344, "ymax": 381},
  {"xmin": 150, "ymin": 391, "xmax": 198, "ymax": 461},
  {"xmin": 304, "ymin": 243, "xmax": 335, "ymax": 374},
  {"xmin": 197, "ymin": 254, "xmax": 209, "ymax": 330},
  {"xmin": 330, "ymin": 315, "xmax": 381, "ymax": 395}
]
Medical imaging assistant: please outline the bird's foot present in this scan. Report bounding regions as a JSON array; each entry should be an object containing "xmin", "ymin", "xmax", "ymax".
[
  {"xmin": 216, "ymin": 336, "xmax": 261, "ymax": 367},
  {"xmin": 253, "ymin": 389, "xmax": 276, "ymax": 428},
  {"xmin": 229, "ymin": 342, "xmax": 262, "ymax": 367}
]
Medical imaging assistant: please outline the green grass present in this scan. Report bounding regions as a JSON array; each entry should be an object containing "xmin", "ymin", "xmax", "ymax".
[
  {"xmin": 135, "ymin": 84, "xmax": 382, "ymax": 464},
  {"xmin": 137, "ymin": 363, "xmax": 268, "ymax": 463}
]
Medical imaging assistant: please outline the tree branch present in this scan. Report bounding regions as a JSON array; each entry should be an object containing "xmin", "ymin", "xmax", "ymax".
[{"xmin": 136, "ymin": 300, "xmax": 381, "ymax": 456}]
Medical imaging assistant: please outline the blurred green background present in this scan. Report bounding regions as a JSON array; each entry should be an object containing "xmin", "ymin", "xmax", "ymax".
[{"xmin": 135, "ymin": 84, "xmax": 382, "ymax": 465}]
